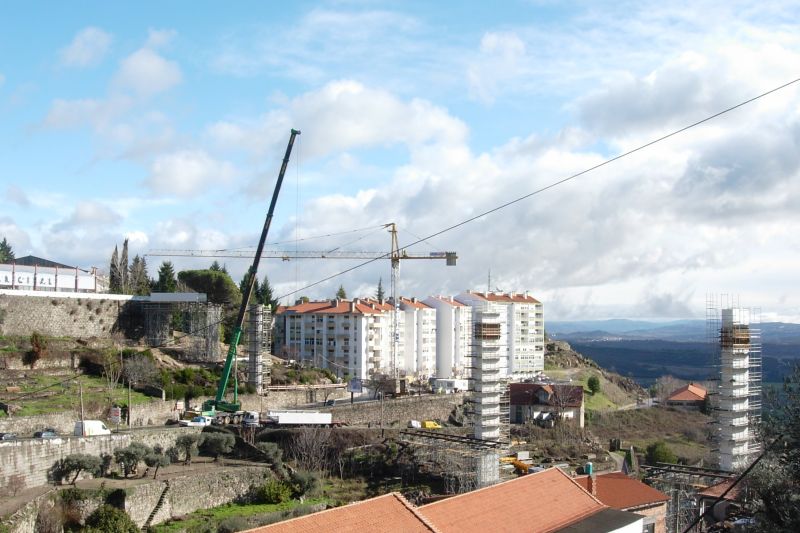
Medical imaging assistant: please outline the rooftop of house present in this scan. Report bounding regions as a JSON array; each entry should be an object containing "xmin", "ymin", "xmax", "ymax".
[
  {"xmin": 667, "ymin": 383, "xmax": 707, "ymax": 402},
  {"xmin": 242, "ymin": 492, "xmax": 437, "ymax": 533},
  {"xmin": 399, "ymin": 296, "xmax": 433, "ymax": 309},
  {"xmin": 1, "ymin": 254, "xmax": 81, "ymax": 270},
  {"xmin": 463, "ymin": 290, "xmax": 541, "ymax": 304},
  {"xmin": 418, "ymin": 467, "xmax": 605, "ymax": 533},
  {"xmin": 279, "ymin": 298, "xmax": 390, "ymax": 316},
  {"xmin": 574, "ymin": 472, "xmax": 669, "ymax": 510},
  {"xmin": 696, "ymin": 479, "xmax": 743, "ymax": 501},
  {"xmin": 509, "ymin": 383, "xmax": 584, "ymax": 408},
  {"xmin": 427, "ymin": 295, "xmax": 468, "ymax": 307}
]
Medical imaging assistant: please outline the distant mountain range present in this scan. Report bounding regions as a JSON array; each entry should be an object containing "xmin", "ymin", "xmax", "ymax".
[{"xmin": 547, "ymin": 319, "xmax": 800, "ymax": 385}]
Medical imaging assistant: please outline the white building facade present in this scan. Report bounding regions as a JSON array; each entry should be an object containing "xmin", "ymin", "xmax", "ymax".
[
  {"xmin": 456, "ymin": 291, "xmax": 544, "ymax": 378},
  {"xmin": 399, "ymin": 297, "xmax": 436, "ymax": 379},
  {"xmin": 423, "ymin": 295, "xmax": 473, "ymax": 379},
  {"xmin": 276, "ymin": 299, "xmax": 398, "ymax": 380}
]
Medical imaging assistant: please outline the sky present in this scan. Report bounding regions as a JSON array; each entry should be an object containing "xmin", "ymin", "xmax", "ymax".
[{"xmin": 2, "ymin": 1, "xmax": 800, "ymax": 321}]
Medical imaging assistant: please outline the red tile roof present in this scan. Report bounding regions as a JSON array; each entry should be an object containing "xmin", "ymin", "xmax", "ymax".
[
  {"xmin": 509, "ymin": 383, "xmax": 584, "ymax": 408},
  {"xmin": 667, "ymin": 383, "xmax": 707, "ymax": 402},
  {"xmin": 697, "ymin": 479, "xmax": 742, "ymax": 501},
  {"xmin": 278, "ymin": 299, "xmax": 389, "ymax": 315},
  {"xmin": 419, "ymin": 467, "xmax": 605, "ymax": 533},
  {"xmin": 466, "ymin": 291, "xmax": 541, "ymax": 304},
  {"xmin": 574, "ymin": 472, "xmax": 668, "ymax": 510},
  {"xmin": 243, "ymin": 492, "xmax": 439, "ymax": 533},
  {"xmin": 429, "ymin": 296, "xmax": 468, "ymax": 307},
  {"xmin": 400, "ymin": 297, "xmax": 432, "ymax": 309}
]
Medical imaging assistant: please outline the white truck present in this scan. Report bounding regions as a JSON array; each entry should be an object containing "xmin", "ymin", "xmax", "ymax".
[
  {"xmin": 265, "ymin": 410, "xmax": 333, "ymax": 426},
  {"xmin": 74, "ymin": 420, "xmax": 111, "ymax": 436}
]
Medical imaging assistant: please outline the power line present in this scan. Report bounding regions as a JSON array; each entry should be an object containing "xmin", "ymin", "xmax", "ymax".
[{"xmin": 277, "ymin": 76, "xmax": 800, "ymax": 301}]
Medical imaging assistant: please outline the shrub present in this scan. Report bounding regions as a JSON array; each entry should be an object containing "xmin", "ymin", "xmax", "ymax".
[
  {"xmin": 645, "ymin": 441, "xmax": 678, "ymax": 465},
  {"xmin": 84, "ymin": 505, "xmax": 139, "ymax": 533},
  {"xmin": 587, "ymin": 376, "xmax": 601, "ymax": 395},
  {"xmin": 200, "ymin": 432, "xmax": 235, "ymax": 461},
  {"xmin": 260, "ymin": 478, "xmax": 292, "ymax": 504},
  {"xmin": 113, "ymin": 443, "xmax": 151, "ymax": 477},
  {"xmin": 290, "ymin": 470, "xmax": 319, "ymax": 498},
  {"xmin": 256, "ymin": 442, "xmax": 283, "ymax": 465},
  {"xmin": 218, "ymin": 516, "xmax": 250, "ymax": 533}
]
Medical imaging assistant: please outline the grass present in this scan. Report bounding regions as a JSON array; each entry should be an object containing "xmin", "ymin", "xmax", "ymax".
[
  {"xmin": 588, "ymin": 406, "xmax": 713, "ymax": 464},
  {"xmin": 151, "ymin": 498, "xmax": 330, "ymax": 533},
  {"xmin": 2, "ymin": 374, "xmax": 153, "ymax": 417},
  {"xmin": 545, "ymin": 368, "xmax": 633, "ymax": 412}
]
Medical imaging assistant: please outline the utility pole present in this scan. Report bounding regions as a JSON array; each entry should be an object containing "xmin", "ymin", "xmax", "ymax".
[{"xmin": 79, "ymin": 380, "xmax": 85, "ymax": 436}]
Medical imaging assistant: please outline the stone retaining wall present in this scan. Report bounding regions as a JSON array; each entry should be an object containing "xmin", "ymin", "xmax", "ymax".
[
  {"xmin": 0, "ymin": 426, "xmax": 201, "ymax": 491},
  {"xmin": 324, "ymin": 393, "xmax": 466, "ymax": 426}
]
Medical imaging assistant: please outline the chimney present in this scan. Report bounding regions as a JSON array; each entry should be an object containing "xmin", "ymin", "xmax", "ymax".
[{"xmin": 588, "ymin": 474, "xmax": 597, "ymax": 496}]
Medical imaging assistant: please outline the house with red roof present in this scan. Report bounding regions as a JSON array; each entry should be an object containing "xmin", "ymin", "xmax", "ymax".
[
  {"xmin": 510, "ymin": 382, "xmax": 585, "ymax": 427},
  {"xmin": 575, "ymin": 472, "xmax": 669, "ymax": 533},
  {"xmin": 244, "ymin": 468, "xmax": 644, "ymax": 533},
  {"xmin": 665, "ymin": 383, "xmax": 707, "ymax": 409}
]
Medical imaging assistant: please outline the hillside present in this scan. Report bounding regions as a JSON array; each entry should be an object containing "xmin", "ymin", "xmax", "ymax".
[{"xmin": 544, "ymin": 341, "xmax": 646, "ymax": 410}]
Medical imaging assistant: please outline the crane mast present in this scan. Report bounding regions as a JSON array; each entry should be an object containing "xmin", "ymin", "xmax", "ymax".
[{"xmin": 203, "ymin": 128, "xmax": 300, "ymax": 414}]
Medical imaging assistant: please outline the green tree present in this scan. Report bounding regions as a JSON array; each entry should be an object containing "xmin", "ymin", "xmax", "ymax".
[
  {"xmin": 109, "ymin": 245, "xmax": 122, "ymax": 293},
  {"xmin": 128, "ymin": 255, "xmax": 151, "ymax": 296},
  {"xmin": 259, "ymin": 274, "xmax": 280, "ymax": 311},
  {"xmin": 200, "ymin": 432, "xmax": 236, "ymax": 462},
  {"xmin": 113, "ymin": 443, "xmax": 151, "ymax": 477},
  {"xmin": 84, "ymin": 505, "xmax": 139, "ymax": 533},
  {"xmin": 336, "ymin": 285, "xmax": 347, "ymax": 299},
  {"xmin": 289, "ymin": 470, "xmax": 319, "ymax": 497},
  {"xmin": 178, "ymin": 269, "xmax": 241, "ymax": 305},
  {"xmin": 120, "ymin": 238, "xmax": 129, "ymax": 293},
  {"xmin": 239, "ymin": 271, "xmax": 260, "ymax": 302},
  {"xmin": 645, "ymin": 441, "xmax": 677, "ymax": 465},
  {"xmin": 175, "ymin": 434, "xmax": 201, "ymax": 465},
  {"xmin": 0, "ymin": 237, "xmax": 15, "ymax": 263},
  {"xmin": 210, "ymin": 260, "xmax": 223, "ymax": 271},
  {"xmin": 375, "ymin": 277, "xmax": 385, "ymax": 301},
  {"xmin": 587, "ymin": 375, "xmax": 601, "ymax": 395},
  {"xmin": 60, "ymin": 454, "xmax": 102, "ymax": 485},
  {"xmin": 154, "ymin": 261, "xmax": 177, "ymax": 292},
  {"xmin": 144, "ymin": 452, "xmax": 171, "ymax": 479}
]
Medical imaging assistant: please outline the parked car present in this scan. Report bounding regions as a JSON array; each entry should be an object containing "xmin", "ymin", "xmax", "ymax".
[
  {"xmin": 179, "ymin": 416, "xmax": 213, "ymax": 427},
  {"xmin": 33, "ymin": 428, "xmax": 58, "ymax": 438},
  {"xmin": 0, "ymin": 432, "xmax": 17, "ymax": 441}
]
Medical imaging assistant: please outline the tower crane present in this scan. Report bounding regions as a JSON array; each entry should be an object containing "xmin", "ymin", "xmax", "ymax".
[{"xmin": 147, "ymin": 223, "xmax": 457, "ymax": 376}]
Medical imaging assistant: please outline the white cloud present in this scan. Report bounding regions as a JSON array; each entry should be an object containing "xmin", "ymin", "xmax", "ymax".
[
  {"xmin": 146, "ymin": 150, "xmax": 235, "ymax": 197},
  {"xmin": 467, "ymin": 32, "xmax": 529, "ymax": 104},
  {"xmin": 145, "ymin": 28, "xmax": 176, "ymax": 49},
  {"xmin": 43, "ymin": 96, "xmax": 132, "ymax": 130},
  {"xmin": 5, "ymin": 185, "xmax": 30, "ymax": 207},
  {"xmin": 53, "ymin": 201, "xmax": 123, "ymax": 231},
  {"xmin": 114, "ymin": 48, "xmax": 182, "ymax": 96},
  {"xmin": 0, "ymin": 217, "xmax": 32, "ymax": 255},
  {"xmin": 59, "ymin": 27, "xmax": 113, "ymax": 67}
]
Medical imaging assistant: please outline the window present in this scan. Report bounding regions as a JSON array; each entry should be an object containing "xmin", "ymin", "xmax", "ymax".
[{"xmin": 643, "ymin": 524, "xmax": 655, "ymax": 533}]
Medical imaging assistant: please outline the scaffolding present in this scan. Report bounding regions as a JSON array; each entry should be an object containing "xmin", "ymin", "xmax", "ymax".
[
  {"xmin": 705, "ymin": 294, "xmax": 762, "ymax": 471},
  {"xmin": 398, "ymin": 430, "xmax": 502, "ymax": 493},
  {"xmin": 643, "ymin": 463, "xmax": 735, "ymax": 533},
  {"xmin": 142, "ymin": 301, "xmax": 222, "ymax": 361},
  {"xmin": 246, "ymin": 303, "xmax": 273, "ymax": 394}
]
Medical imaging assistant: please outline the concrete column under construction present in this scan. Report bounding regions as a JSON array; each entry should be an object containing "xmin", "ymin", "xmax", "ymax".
[{"xmin": 247, "ymin": 303, "xmax": 268, "ymax": 394}]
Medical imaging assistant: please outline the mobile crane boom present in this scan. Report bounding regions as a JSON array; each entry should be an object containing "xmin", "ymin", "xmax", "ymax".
[{"xmin": 203, "ymin": 128, "xmax": 300, "ymax": 414}]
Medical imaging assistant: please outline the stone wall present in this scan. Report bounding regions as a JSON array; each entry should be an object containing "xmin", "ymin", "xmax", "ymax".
[
  {"xmin": 0, "ymin": 398, "xmax": 181, "ymax": 435},
  {"xmin": 323, "ymin": 393, "xmax": 466, "ymax": 426},
  {"xmin": 125, "ymin": 466, "xmax": 271, "ymax": 527},
  {"xmin": 0, "ymin": 426, "xmax": 201, "ymax": 491},
  {"xmin": 0, "ymin": 293, "xmax": 136, "ymax": 339}
]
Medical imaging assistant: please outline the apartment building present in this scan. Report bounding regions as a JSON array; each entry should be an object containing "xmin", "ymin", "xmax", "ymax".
[
  {"xmin": 423, "ymin": 295, "xmax": 472, "ymax": 379},
  {"xmin": 274, "ymin": 298, "xmax": 398, "ymax": 380},
  {"xmin": 455, "ymin": 291, "xmax": 544, "ymax": 378},
  {"xmin": 398, "ymin": 297, "xmax": 436, "ymax": 378}
]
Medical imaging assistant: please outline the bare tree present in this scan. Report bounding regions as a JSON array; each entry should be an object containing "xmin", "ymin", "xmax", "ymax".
[
  {"xmin": 652, "ymin": 375, "xmax": 685, "ymax": 403},
  {"xmin": 289, "ymin": 428, "xmax": 331, "ymax": 472},
  {"xmin": 123, "ymin": 353, "xmax": 157, "ymax": 387}
]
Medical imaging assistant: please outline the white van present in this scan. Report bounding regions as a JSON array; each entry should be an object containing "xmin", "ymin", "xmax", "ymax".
[{"xmin": 74, "ymin": 420, "xmax": 111, "ymax": 436}]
